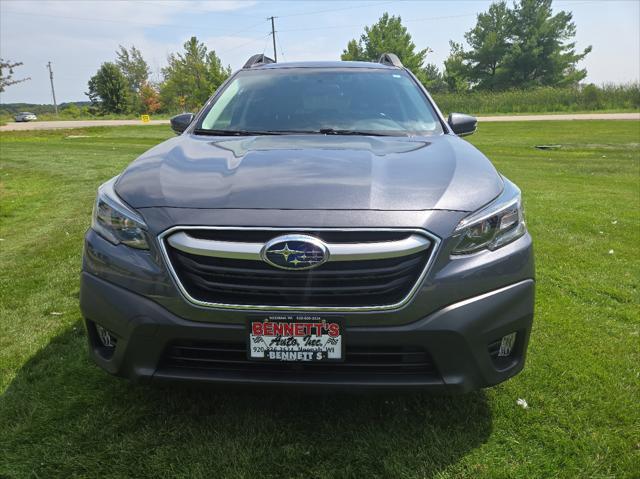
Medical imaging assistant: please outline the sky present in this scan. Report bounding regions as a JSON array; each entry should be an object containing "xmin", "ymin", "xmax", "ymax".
[{"xmin": 1, "ymin": 0, "xmax": 639, "ymax": 104}]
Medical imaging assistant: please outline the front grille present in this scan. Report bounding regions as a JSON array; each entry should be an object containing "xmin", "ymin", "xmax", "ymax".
[
  {"xmin": 164, "ymin": 229, "xmax": 434, "ymax": 308},
  {"xmin": 186, "ymin": 229, "xmax": 412, "ymax": 243},
  {"xmin": 161, "ymin": 341, "xmax": 438, "ymax": 377}
]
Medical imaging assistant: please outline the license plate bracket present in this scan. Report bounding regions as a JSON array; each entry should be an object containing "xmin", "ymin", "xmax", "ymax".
[{"xmin": 247, "ymin": 315, "xmax": 344, "ymax": 362}]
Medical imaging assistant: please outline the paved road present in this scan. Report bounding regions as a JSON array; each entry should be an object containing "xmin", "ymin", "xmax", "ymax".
[
  {"xmin": 0, "ymin": 119, "xmax": 170, "ymax": 131},
  {"xmin": 1, "ymin": 112, "xmax": 638, "ymax": 132}
]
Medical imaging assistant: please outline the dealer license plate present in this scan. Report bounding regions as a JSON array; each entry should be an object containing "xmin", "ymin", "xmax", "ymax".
[{"xmin": 248, "ymin": 315, "xmax": 343, "ymax": 362}]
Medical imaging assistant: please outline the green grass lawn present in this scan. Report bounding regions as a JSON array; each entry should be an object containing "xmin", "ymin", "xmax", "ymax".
[{"xmin": 1, "ymin": 121, "xmax": 638, "ymax": 478}]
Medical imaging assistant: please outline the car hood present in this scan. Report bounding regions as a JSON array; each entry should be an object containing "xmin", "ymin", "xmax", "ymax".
[{"xmin": 115, "ymin": 134, "xmax": 502, "ymax": 212}]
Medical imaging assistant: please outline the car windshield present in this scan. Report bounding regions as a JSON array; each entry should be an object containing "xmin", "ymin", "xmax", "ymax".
[{"xmin": 197, "ymin": 68, "xmax": 443, "ymax": 136}]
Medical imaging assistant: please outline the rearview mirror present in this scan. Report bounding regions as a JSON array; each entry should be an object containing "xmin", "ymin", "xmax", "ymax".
[
  {"xmin": 170, "ymin": 113, "xmax": 195, "ymax": 134},
  {"xmin": 447, "ymin": 113, "xmax": 477, "ymax": 137}
]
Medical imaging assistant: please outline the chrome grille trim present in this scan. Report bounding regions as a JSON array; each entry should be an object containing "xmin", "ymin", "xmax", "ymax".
[
  {"xmin": 157, "ymin": 226, "xmax": 441, "ymax": 312},
  {"xmin": 167, "ymin": 231, "xmax": 431, "ymax": 262}
]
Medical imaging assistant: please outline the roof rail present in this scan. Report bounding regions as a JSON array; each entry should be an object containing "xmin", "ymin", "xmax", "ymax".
[
  {"xmin": 243, "ymin": 54, "xmax": 275, "ymax": 69},
  {"xmin": 378, "ymin": 53, "xmax": 403, "ymax": 68}
]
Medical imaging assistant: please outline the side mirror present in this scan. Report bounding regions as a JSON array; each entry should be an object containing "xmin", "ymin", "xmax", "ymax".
[
  {"xmin": 170, "ymin": 113, "xmax": 195, "ymax": 134},
  {"xmin": 447, "ymin": 113, "xmax": 477, "ymax": 137}
]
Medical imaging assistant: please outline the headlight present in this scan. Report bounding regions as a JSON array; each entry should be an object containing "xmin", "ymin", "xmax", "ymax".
[
  {"xmin": 452, "ymin": 177, "xmax": 526, "ymax": 255},
  {"xmin": 91, "ymin": 176, "xmax": 149, "ymax": 249}
]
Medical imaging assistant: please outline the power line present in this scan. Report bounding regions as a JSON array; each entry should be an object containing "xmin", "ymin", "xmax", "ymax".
[
  {"xmin": 0, "ymin": 2, "xmax": 394, "ymax": 29},
  {"xmin": 276, "ymin": 1, "xmax": 397, "ymax": 18},
  {"xmin": 2, "ymin": 5, "xmax": 480, "ymax": 68},
  {"xmin": 217, "ymin": 33, "xmax": 272, "ymax": 56},
  {"xmin": 2, "ymin": 6, "xmax": 478, "ymax": 38},
  {"xmin": 1, "ymin": 9, "xmax": 268, "ymax": 36},
  {"xmin": 133, "ymin": 1, "xmax": 264, "ymax": 18},
  {"xmin": 277, "ymin": 13, "xmax": 478, "ymax": 34},
  {"xmin": 225, "ymin": 20, "xmax": 271, "ymax": 38},
  {"xmin": 1, "ymin": 1, "xmax": 416, "ymax": 31},
  {"xmin": 3, "ymin": 7, "xmax": 271, "ymax": 60}
]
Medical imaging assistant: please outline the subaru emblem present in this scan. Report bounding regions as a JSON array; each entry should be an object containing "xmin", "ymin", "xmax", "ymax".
[{"xmin": 261, "ymin": 235, "xmax": 329, "ymax": 270}]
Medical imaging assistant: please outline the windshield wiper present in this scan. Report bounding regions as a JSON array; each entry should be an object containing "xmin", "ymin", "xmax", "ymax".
[
  {"xmin": 318, "ymin": 128, "xmax": 406, "ymax": 137},
  {"xmin": 193, "ymin": 129, "xmax": 286, "ymax": 136},
  {"xmin": 193, "ymin": 128, "xmax": 407, "ymax": 137}
]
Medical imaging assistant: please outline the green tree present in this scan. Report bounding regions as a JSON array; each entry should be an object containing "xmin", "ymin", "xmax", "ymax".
[
  {"xmin": 503, "ymin": 0, "xmax": 591, "ymax": 88},
  {"xmin": 116, "ymin": 45, "xmax": 150, "ymax": 94},
  {"xmin": 443, "ymin": 42, "xmax": 471, "ymax": 92},
  {"xmin": 341, "ymin": 39, "xmax": 366, "ymax": 62},
  {"xmin": 116, "ymin": 45, "xmax": 150, "ymax": 113},
  {"xmin": 0, "ymin": 59, "xmax": 30, "ymax": 92},
  {"xmin": 463, "ymin": 1, "xmax": 512, "ymax": 89},
  {"xmin": 160, "ymin": 37, "xmax": 231, "ymax": 112},
  {"xmin": 421, "ymin": 63, "xmax": 448, "ymax": 93},
  {"xmin": 206, "ymin": 50, "xmax": 230, "ymax": 90},
  {"xmin": 340, "ymin": 13, "xmax": 432, "ymax": 83},
  {"xmin": 446, "ymin": 0, "xmax": 591, "ymax": 90},
  {"xmin": 86, "ymin": 62, "xmax": 130, "ymax": 114}
]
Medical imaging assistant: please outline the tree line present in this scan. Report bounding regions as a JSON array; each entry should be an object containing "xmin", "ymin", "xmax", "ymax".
[
  {"xmin": 2, "ymin": 0, "xmax": 604, "ymax": 115},
  {"xmin": 342, "ymin": 0, "xmax": 591, "ymax": 93},
  {"xmin": 86, "ymin": 37, "xmax": 231, "ymax": 115}
]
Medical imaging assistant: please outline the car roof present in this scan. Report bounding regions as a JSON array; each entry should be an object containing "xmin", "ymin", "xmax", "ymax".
[{"xmin": 254, "ymin": 61, "xmax": 400, "ymax": 70}]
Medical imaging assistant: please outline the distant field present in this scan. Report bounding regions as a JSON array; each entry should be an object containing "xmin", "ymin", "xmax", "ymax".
[
  {"xmin": 0, "ymin": 122, "xmax": 638, "ymax": 478},
  {"xmin": 433, "ymin": 84, "xmax": 640, "ymax": 115}
]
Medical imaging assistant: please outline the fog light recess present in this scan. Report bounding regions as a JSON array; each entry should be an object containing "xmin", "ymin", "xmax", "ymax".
[
  {"xmin": 498, "ymin": 332, "xmax": 517, "ymax": 357},
  {"xmin": 96, "ymin": 324, "xmax": 116, "ymax": 348}
]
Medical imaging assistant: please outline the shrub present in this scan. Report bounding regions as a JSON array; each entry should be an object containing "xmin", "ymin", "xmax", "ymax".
[{"xmin": 431, "ymin": 83, "xmax": 640, "ymax": 115}]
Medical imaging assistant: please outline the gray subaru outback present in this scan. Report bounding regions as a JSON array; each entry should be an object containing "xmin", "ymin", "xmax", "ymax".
[{"xmin": 80, "ymin": 53, "xmax": 534, "ymax": 393}]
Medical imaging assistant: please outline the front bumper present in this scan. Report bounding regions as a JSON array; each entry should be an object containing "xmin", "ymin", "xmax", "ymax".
[{"xmin": 80, "ymin": 272, "xmax": 534, "ymax": 393}]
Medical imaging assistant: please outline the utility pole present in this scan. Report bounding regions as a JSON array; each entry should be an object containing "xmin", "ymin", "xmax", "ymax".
[
  {"xmin": 46, "ymin": 61, "xmax": 58, "ymax": 116},
  {"xmin": 269, "ymin": 16, "xmax": 277, "ymax": 62}
]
